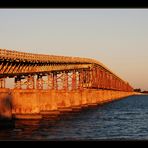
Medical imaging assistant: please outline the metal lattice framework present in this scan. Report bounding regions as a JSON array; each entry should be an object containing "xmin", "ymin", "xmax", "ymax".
[{"xmin": 0, "ymin": 49, "xmax": 133, "ymax": 91}]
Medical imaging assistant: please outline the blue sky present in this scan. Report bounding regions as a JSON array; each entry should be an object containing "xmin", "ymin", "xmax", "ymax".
[{"xmin": 0, "ymin": 9, "xmax": 148, "ymax": 90}]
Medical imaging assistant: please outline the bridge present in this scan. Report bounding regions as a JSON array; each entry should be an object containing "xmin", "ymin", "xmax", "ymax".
[{"xmin": 0, "ymin": 49, "xmax": 135, "ymax": 120}]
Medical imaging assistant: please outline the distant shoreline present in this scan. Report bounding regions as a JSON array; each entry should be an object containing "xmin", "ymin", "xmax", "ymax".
[{"xmin": 135, "ymin": 92, "xmax": 148, "ymax": 95}]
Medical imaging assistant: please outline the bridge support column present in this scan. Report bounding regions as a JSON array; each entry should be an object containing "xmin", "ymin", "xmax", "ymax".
[
  {"xmin": 53, "ymin": 72, "xmax": 58, "ymax": 90},
  {"xmin": 14, "ymin": 76, "xmax": 22, "ymax": 89},
  {"xmin": 90, "ymin": 68, "xmax": 96, "ymax": 88},
  {"xmin": 88, "ymin": 69, "xmax": 92, "ymax": 88},
  {"xmin": 97, "ymin": 68, "xmax": 101, "ymax": 88},
  {"xmin": 0, "ymin": 78, "xmax": 5, "ymax": 88},
  {"xmin": 72, "ymin": 70, "xmax": 76, "ymax": 90},
  {"xmin": 63, "ymin": 71, "xmax": 68, "ymax": 90},
  {"xmin": 108, "ymin": 74, "xmax": 111, "ymax": 90},
  {"xmin": 93, "ymin": 68, "xmax": 97, "ymax": 88},
  {"xmin": 26, "ymin": 75, "xmax": 35, "ymax": 89},
  {"xmin": 83, "ymin": 70, "xmax": 90, "ymax": 88},
  {"xmin": 102, "ymin": 71, "xmax": 105, "ymax": 89},
  {"xmin": 91, "ymin": 68, "xmax": 94, "ymax": 88},
  {"xmin": 47, "ymin": 73, "xmax": 54, "ymax": 89},
  {"xmin": 84, "ymin": 70, "xmax": 89, "ymax": 88},
  {"xmin": 104, "ymin": 72, "xmax": 107, "ymax": 89},
  {"xmin": 78, "ymin": 70, "xmax": 84, "ymax": 90},
  {"xmin": 36, "ymin": 75, "xmax": 43, "ymax": 89}
]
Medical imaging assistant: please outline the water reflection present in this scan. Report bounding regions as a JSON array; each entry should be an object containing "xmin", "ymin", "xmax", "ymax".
[{"xmin": 1, "ymin": 95, "xmax": 148, "ymax": 140}]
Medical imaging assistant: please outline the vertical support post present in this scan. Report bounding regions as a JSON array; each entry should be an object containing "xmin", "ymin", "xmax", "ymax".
[
  {"xmin": 95, "ymin": 68, "xmax": 98, "ymax": 88},
  {"xmin": 93, "ymin": 68, "xmax": 96, "ymax": 88},
  {"xmin": 26, "ymin": 75, "xmax": 35, "ymax": 89},
  {"xmin": 106, "ymin": 74, "xmax": 108, "ymax": 89},
  {"xmin": 118, "ymin": 80, "xmax": 120, "ymax": 91},
  {"xmin": 72, "ymin": 70, "xmax": 76, "ymax": 90},
  {"xmin": 107, "ymin": 73, "xmax": 110, "ymax": 90},
  {"xmin": 120, "ymin": 81, "xmax": 122, "ymax": 91},
  {"xmin": 96, "ymin": 68, "xmax": 100, "ymax": 89},
  {"xmin": 99, "ymin": 70, "xmax": 102, "ymax": 89},
  {"xmin": 0, "ymin": 78, "xmax": 5, "ymax": 88},
  {"xmin": 14, "ymin": 76, "xmax": 22, "ymax": 89},
  {"xmin": 83, "ymin": 70, "xmax": 89, "ymax": 88},
  {"xmin": 115, "ymin": 78, "xmax": 117, "ymax": 90},
  {"xmin": 78, "ymin": 69, "xmax": 84, "ymax": 90},
  {"xmin": 104, "ymin": 72, "xmax": 107, "ymax": 89},
  {"xmin": 4, "ymin": 78, "xmax": 5, "ymax": 88},
  {"xmin": 47, "ymin": 73, "xmax": 54, "ymax": 89},
  {"xmin": 102, "ymin": 71, "xmax": 105, "ymax": 89},
  {"xmin": 83, "ymin": 70, "xmax": 86, "ymax": 88},
  {"xmin": 63, "ymin": 71, "xmax": 68, "ymax": 90},
  {"xmin": 91, "ymin": 67, "xmax": 95, "ymax": 88},
  {"xmin": 86, "ymin": 69, "xmax": 90, "ymax": 88},
  {"xmin": 53, "ymin": 72, "xmax": 58, "ymax": 90},
  {"xmin": 117, "ymin": 80, "xmax": 119, "ymax": 91},
  {"xmin": 122, "ymin": 82, "xmax": 124, "ymax": 91},
  {"xmin": 112, "ymin": 77, "xmax": 115, "ymax": 90},
  {"xmin": 89, "ymin": 69, "xmax": 93, "ymax": 88},
  {"xmin": 109, "ymin": 74, "xmax": 112, "ymax": 90},
  {"xmin": 75, "ymin": 71, "xmax": 79, "ymax": 89},
  {"xmin": 36, "ymin": 75, "xmax": 43, "ymax": 89},
  {"xmin": 123, "ymin": 82, "xmax": 126, "ymax": 91},
  {"xmin": 116, "ymin": 78, "xmax": 118, "ymax": 90},
  {"xmin": 106, "ymin": 74, "xmax": 108, "ymax": 90},
  {"xmin": 93, "ymin": 67, "xmax": 96, "ymax": 88},
  {"xmin": 116, "ymin": 79, "xmax": 118, "ymax": 90},
  {"xmin": 110, "ymin": 75, "xmax": 112, "ymax": 90},
  {"xmin": 78, "ymin": 71, "xmax": 81, "ymax": 89},
  {"xmin": 105, "ymin": 72, "xmax": 109, "ymax": 89}
]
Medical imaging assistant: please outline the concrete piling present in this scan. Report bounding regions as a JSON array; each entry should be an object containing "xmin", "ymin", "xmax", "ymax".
[{"xmin": 0, "ymin": 88, "xmax": 136, "ymax": 120}]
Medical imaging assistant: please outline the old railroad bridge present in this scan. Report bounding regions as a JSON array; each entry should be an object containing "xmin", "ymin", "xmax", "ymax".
[{"xmin": 0, "ymin": 49, "xmax": 135, "ymax": 120}]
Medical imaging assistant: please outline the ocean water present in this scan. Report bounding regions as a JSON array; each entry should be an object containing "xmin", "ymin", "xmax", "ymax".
[{"xmin": 0, "ymin": 95, "xmax": 148, "ymax": 140}]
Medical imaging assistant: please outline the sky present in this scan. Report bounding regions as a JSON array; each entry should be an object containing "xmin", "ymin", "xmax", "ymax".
[{"xmin": 0, "ymin": 9, "xmax": 148, "ymax": 90}]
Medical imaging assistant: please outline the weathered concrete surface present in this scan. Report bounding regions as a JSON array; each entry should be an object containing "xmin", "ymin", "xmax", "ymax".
[
  {"xmin": 0, "ymin": 88, "xmax": 12, "ymax": 120},
  {"xmin": 0, "ymin": 88, "xmax": 136, "ymax": 119}
]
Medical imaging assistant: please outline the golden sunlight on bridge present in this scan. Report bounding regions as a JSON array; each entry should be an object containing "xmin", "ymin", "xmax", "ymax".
[{"xmin": 0, "ymin": 49, "xmax": 136, "ymax": 120}]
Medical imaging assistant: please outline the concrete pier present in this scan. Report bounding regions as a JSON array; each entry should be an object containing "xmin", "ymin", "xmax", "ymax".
[
  {"xmin": 0, "ymin": 88, "xmax": 12, "ymax": 120},
  {"xmin": 0, "ymin": 88, "xmax": 136, "ymax": 120}
]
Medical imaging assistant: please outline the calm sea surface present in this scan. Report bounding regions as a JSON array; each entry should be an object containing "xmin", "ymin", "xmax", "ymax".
[{"xmin": 1, "ymin": 95, "xmax": 148, "ymax": 140}]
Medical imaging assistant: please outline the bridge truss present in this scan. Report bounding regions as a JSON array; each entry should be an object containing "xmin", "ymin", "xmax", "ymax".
[{"xmin": 0, "ymin": 49, "xmax": 133, "ymax": 92}]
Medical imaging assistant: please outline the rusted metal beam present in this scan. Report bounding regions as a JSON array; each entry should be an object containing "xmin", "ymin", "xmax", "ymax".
[{"xmin": 0, "ymin": 49, "xmax": 133, "ymax": 91}]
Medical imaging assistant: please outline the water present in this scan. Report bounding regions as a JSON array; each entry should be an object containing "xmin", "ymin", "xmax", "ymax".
[{"xmin": 0, "ymin": 95, "xmax": 148, "ymax": 140}]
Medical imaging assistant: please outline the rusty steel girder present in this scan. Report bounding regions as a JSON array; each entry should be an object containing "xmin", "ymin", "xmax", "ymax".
[{"xmin": 0, "ymin": 49, "xmax": 133, "ymax": 92}]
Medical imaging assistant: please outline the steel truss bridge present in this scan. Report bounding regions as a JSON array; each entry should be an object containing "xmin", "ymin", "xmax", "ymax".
[{"xmin": 0, "ymin": 49, "xmax": 133, "ymax": 92}]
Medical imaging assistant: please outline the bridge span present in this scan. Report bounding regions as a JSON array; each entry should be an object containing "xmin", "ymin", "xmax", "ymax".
[{"xmin": 0, "ymin": 49, "xmax": 135, "ymax": 120}]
